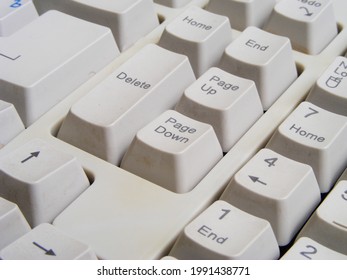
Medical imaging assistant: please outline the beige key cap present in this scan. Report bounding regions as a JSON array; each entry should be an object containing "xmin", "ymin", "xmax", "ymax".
[
  {"xmin": 296, "ymin": 180, "xmax": 347, "ymax": 255},
  {"xmin": 0, "ymin": 197, "xmax": 31, "ymax": 250},
  {"xmin": 33, "ymin": 0, "xmax": 159, "ymax": 51},
  {"xmin": 0, "ymin": 100, "xmax": 25, "ymax": 146},
  {"xmin": 121, "ymin": 110, "xmax": 223, "ymax": 193},
  {"xmin": 267, "ymin": 102, "xmax": 347, "ymax": 193},
  {"xmin": 265, "ymin": 0, "xmax": 338, "ymax": 54},
  {"xmin": 221, "ymin": 148, "xmax": 321, "ymax": 246},
  {"xmin": 0, "ymin": 139, "xmax": 90, "ymax": 226},
  {"xmin": 0, "ymin": 10, "xmax": 119, "ymax": 127},
  {"xmin": 175, "ymin": 67, "xmax": 263, "ymax": 152},
  {"xmin": 281, "ymin": 237, "xmax": 347, "ymax": 260},
  {"xmin": 206, "ymin": 0, "xmax": 276, "ymax": 31},
  {"xmin": 0, "ymin": 0, "xmax": 38, "ymax": 36},
  {"xmin": 58, "ymin": 44, "xmax": 195, "ymax": 166},
  {"xmin": 158, "ymin": 6, "xmax": 232, "ymax": 76},
  {"xmin": 306, "ymin": 56, "xmax": 347, "ymax": 116},
  {"xmin": 169, "ymin": 200, "xmax": 279, "ymax": 259},
  {"xmin": 0, "ymin": 223, "xmax": 97, "ymax": 259},
  {"xmin": 219, "ymin": 26, "xmax": 297, "ymax": 110}
]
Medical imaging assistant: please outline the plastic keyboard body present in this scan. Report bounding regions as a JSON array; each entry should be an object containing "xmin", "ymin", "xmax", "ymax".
[{"xmin": 1, "ymin": 0, "xmax": 347, "ymax": 260}]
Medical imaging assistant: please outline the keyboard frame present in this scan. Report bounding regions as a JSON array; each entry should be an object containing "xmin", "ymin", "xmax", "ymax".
[{"xmin": 1, "ymin": 0, "xmax": 347, "ymax": 259}]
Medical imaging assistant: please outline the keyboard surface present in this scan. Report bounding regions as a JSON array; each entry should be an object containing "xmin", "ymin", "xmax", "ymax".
[{"xmin": 1, "ymin": 0, "xmax": 347, "ymax": 260}]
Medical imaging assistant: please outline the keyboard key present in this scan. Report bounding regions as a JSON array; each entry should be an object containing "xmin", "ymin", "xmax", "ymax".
[
  {"xmin": 265, "ymin": 0, "xmax": 338, "ymax": 54},
  {"xmin": 0, "ymin": 100, "xmax": 25, "ymax": 146},
  {"xmin": 0, "ymin": 139, "xmax": 90, "ymax": 226},
  {"xmin": 306, "ymin": 56, "xmax": 347, "ymax": 116},
  {"xmin": 221, "ymin": 148, "xmax": 321, "ymax": 246},
  {"xmin": 58, "ymin": 44, "xmax": 195, "ymax": 166},
  {"xmin": 0, "ymin": 0, "xmax": 38, "ymax": 36},
  {"xmin": 0, "ymin": 10, "xmax": 119, "ymax": 127},
  {"xmin": 296, "ymin": 180, "xmax": 347, "ymax": 255},
  {"xmin": 121, "ymin": 110, "xmax": 223, "ymax": 193},
  {"xmin": 206, "ymin": 0, "xmax": 276, "ymax": 31},
  {"xmin": 0, "ymin": 223, "xmax": 97, "ymax": 259},
  {"xmin": 158, "ymin": 6, "xmax": 232, "ymax": 76},
  {"xmin": 219, "ymin": 26, "xmax": 297, "ymax": 110},
  {"xmin": 281, "ymin": 237, "xmax": 347, "ymax": 260},
  {"xmin": 267, "ymin": 101, "xmax": 347, "ymax": 193},
  {"xmin": 169, "ymin": 200, "xmax": 279, "ymax": 259},
  {"xmin": 34, "ymin": 0, "xmax": 159, "ymax": 51},
  {"xmin": 0, "ymin": 197, "xmax": 31, "ymax": 250},
  {"xmin": 175, "ymin": 67, "xmax": 263, "ymax": 152},
  {"xmin": 153, "ymin": 0, "xmax": 191, "ymax": 8}
]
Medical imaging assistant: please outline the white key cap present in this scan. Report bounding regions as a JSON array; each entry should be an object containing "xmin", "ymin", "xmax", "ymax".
[
  {"xmin": 206, "ymin": 0, "xmax": 276, "ymax": 31},
  {"xmin": 0, "ymin": 139, "xmax": 90, "ymax": 226},
  {"xmin": 153, "ymin": 0, "xmax": 190, "ymax": 8},
  {"xmin": 58, "ymin": 44, "xmax": 195, "ymax": 166},
  {"xmin": 0, "ymin": 100, "xmax": 25, "ymax": 146},
  {"xmin": 34, "ymin": 0, "xmax": 159, "ymax": 51},
  {"xmin": 0, "ymin": 197, "xmax": 30, "ymax": 250},
  {"xmin": 281, "ymin": 237, "xmax": 347, "ymax": 260},
  {"xmin": 158, "ymin": 6, "xmax": 232, "ymax": 76},
  {"xmin": 0, "ymin": 223, "xmax": 97, "ymax": 259},
  {"xmin": 219, "ymin": 26, "xmax": 297, "ymax": 110},
  {"xmin": 121, "ymin": 110, "xmax": 223, "ymax": 193},
  {"xmin": 265, "ymin": 0, "xmax": 338, "ymax": 54},
  {"xmin": 296, "ymin": 180, "xmax": 347, "ymax": 255},
  {"xmin": 306, "ymin": 56, "xmax": 347, "ymax": 116},
  {"xmin": 175, "ymin": 67, "xmax": 263, "ymax": 152},
  {"xmin": 0, "ymin": 10, "xmax": 119, "ymax": 127},
  {"xmin": 169, "ymin": 200, "xmax": 279, "ymax": 259},
  {"xmin": 220, "ymin": 148, "xmax": 321, "ymax": 246},
  {"xmin": 0, "ymin": 0, "xmax": 38, "ymax": 36},
  {"xmin": 267, "ymin": 102, "xmax": 347, "ymax": 193}
]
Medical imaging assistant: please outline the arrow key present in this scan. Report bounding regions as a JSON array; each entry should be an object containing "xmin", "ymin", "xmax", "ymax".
[
  {"xmin": 0, "ymin": 223, "xmax": 97, "ymax": 259},
  {"xmin": 221, "ymin": 148, "xmax": 321, "ymax": 246},
  {"xmin": 0, "ymin": 139, "xmax": 90, "ymax": 227},
  {"xmin": 265, "ymin": 0, "xmax": 338, "ymax": 54}
]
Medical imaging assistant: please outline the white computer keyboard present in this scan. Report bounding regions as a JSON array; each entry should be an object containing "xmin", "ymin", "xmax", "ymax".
[{"xmin": 1, "ymin": 0, "xmax": 347, "ymax": 260}]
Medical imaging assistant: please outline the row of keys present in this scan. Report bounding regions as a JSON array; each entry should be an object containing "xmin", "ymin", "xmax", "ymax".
[
  {"xmin": 0, "ymin": 1, "xmax": 341, "ymax": 129},
  {"xmin": 166, "ymin": 173, "xmax": 347, "ymax": 259},
  {"xmin": 1, "ymin": 165, "xmax": 345, "ymax": 259},
  {"xmin": 208, "ymin": 0, "xmax": 337, "ymax": 55}
]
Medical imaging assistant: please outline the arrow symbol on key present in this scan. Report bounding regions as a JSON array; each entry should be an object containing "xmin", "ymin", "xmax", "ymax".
[
  {"xmin": 21, "ymin": 151, "xmax": 40, "ymax": 163},
  {"xmin": 299, "ymin": 7, "xmax": 314, "ymax": 16},
  {"xmin": 249, "ymin": 176, "xmax": 267, "ymax": 186},
  {"xmin": 32, "ymin": 242, "xmax": 56, "ymax": 256}
]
